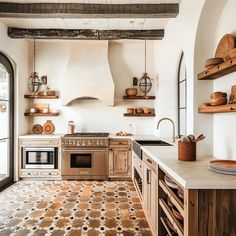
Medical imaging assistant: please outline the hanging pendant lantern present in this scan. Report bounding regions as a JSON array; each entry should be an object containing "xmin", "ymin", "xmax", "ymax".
[
  {"xmin": 139, "ymin": 40, "xmax": 153, "ymax": 97},
  {"xmin": 28, "ymin": 39, "xmax": 41, "ymax": 94}
]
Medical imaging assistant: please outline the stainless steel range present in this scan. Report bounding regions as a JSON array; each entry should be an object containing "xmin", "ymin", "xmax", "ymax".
[{"xmin": 61, "ymin": 133, "xmax": 109, "ymax": 180}]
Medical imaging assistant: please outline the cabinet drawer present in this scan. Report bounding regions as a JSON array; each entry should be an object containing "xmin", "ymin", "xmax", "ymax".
[
  {"xmin": 20, "ymin": 139, "xmax": 60, "ymax": 147},
  {"xmin": 109, "ymin": 139, "xmax": 130, "ymax": 147},
  {"xmin": 41, "ymin": 171, "xmax": 59, "ymax": 177},
  {"xmin": 20, "ymin": 171, "xmax": 39, "ymax": 177},
  {"xmin": 143, "ymin": 154, "xmax": 157, "ymax": 173}
]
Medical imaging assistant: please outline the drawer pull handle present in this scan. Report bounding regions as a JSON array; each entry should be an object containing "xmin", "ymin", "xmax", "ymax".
[{"xmin": 147, "ymin": 159, "xmax": 152, "ymax": 164}]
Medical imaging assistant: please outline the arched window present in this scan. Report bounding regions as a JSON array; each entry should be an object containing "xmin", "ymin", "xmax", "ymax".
[
  {"xmin": 0, "ymin": 52, "xmax": 14, "ymax": 189},
  {"xmin": 177, "ymin": 52, "xmax": 187, "ymax": 136}
]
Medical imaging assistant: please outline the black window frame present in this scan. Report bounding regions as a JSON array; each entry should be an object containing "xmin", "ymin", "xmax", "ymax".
[
  {"xmin": 177, "ymin": 52, "xmax": 187, "ymax": 136},
  {"xmin": 0, "ymin": 52, "xmax": 14, "ymax": 190}
]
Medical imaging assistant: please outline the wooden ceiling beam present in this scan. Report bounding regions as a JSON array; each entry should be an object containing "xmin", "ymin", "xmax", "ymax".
[
  {"xmin": 0, "ymin": 3, "xmax": 179, "ymax": 18},
  {"xmin": 8, "ymin": 28, "xmax": 164, "ymax": 40}
]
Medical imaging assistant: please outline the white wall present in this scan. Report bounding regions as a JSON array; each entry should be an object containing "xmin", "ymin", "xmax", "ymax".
[
  {"xmin": 28, "ymin": 40, "xmax": 156, "ymax": 135},
  {"xmin": 0, "ymin": 21, "xmax": 29, "ymax": 180},
  {"xmin": 153, "ymin": 0, "xmax": 207, "ymax": 154},
  {"xmin": 212, "ymin": 0, "xmax": 236, "ymax": 159}
]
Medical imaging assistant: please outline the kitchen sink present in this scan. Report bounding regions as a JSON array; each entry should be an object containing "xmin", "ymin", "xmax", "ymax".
[
  {"xmin": 134, "ymin": 140, "xmax": 172, "ymax": 146},
  {"xmin": 132, "ymin": 140, "xmax": 172, "ymax": 160}
]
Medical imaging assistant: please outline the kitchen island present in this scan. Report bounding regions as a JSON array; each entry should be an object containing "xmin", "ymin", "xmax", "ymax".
[{"xmin": 133, "ymin": 142, "xmax": 236, "ymax": 236}]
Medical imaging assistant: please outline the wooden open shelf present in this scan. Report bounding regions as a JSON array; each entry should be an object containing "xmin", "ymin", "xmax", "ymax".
[
  {"xmin": 123, "ymin": 113, "xmax": 155, "ymax": 117},
  {"xmin": 123, "ymin": 95, "xmax": 156, "ymax": 100},
  {"xmin": 24, "ymin": 112, "xmax": 59, "ymax": 117},
  {"xmin": 198, "ymin": 103, "xmax": 236, "ymax": 113},
  {"xmin": 198, "ymin": 57, "xmax": 236, "ymax": 80},
  {"xmin": 159, "ymin": 199, "xmax": 184, "ymax": 236},
  {"xmin": 24, "ymin": 94, "xmax": 58, "ymax": 99}
]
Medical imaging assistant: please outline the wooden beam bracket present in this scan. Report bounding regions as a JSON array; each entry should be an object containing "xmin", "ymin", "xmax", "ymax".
[
  {"xmin": 8, "ymin": 28, "xmax": 164, "ymax": 40},
  {"xmin": 0, "ymin": 3, "xmax": 179, "ymax": 18}
]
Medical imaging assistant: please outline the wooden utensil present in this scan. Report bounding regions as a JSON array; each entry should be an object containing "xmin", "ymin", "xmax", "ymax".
[
  {"xmin": 215, "ymin": 34, "xmax": 235, "ymax": 61},
  {"xmin": 43, "ymin": 120, "xmax": 55, "ymax": 134},
  {"xmin": 187, "ymin": 134, "xmax": 195, "ymax": 143},
  {"xmin": 194, "ymin": 134, "xmax": 205, "ymax": 142}
]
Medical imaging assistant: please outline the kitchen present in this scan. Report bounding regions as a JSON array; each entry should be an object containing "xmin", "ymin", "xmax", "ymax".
[{"xmin": 0, "ymin": 0, "xmax": 236, "ymax": 236}]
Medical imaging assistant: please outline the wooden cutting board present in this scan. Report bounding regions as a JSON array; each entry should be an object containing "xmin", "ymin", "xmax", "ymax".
[{"xmin": 215, "ymin": 34, "xmax": 235, "ymax": 61}]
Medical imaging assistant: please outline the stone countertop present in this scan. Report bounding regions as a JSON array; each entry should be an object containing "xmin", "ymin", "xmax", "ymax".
[
  {"xmin": 141, "ymin": 145, "xmax": 236, "ymax": 189},
  {"xmin": 19, "ymin": 134, "xmax": 161, "ymax": 140},
  {"xmin": 19, "ymin": 134, "xmax": 64, "ymax": 139}
]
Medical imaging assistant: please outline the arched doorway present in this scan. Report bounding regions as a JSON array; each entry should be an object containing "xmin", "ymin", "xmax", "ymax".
[{"xmin": 0, "ymin": 52, "xmax": 14, "ymax": 189}]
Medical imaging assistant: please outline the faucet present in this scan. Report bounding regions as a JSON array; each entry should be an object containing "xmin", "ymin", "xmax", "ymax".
[{"xmin": 157, "ymin": 117, "xmax": 176, "ymax": 143}]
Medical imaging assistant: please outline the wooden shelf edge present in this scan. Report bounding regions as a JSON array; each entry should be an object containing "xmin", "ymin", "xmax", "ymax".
[
  {"xmin": 160, "ymin": 217, "xmax": 177, "ymax": 236},
  {"xmin": 159, "ymin": 180, "xmax": 184, "ymax": 216},
  {"xmin": 123, "ymin": 113, "xmax": 156, "ymax": 117},
  {"xmin": 159, "ymin": 199, "xmax": 184, "ymax": 236},
  {"xmin": 197, "ymin": 57, "xmax": 236, "ymax": 80},
  {"xmin": 24, "ymin": 95, "xmax": 59, "ymax": 99},
  {"xmin": 123, "ymin": 95, "xmax": 156, "ymax": 100},
  {"xmin": 198, "ymin": 103, "xmax": 236, "ymax": 113},
  {"xmin": 24, "ymin": 112, "xmax": 59, "ymax": 116}
]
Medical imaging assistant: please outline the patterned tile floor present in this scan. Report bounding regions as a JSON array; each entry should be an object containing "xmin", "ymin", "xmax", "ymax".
[{"xmin": 0, "ymin": 181, "xmax": 152, "ymax": 236}]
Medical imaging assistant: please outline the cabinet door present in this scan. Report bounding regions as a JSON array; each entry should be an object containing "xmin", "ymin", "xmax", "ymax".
[
  {"xmin": 113, "ymin": 149, "xmax": 129, "ymax": 173},
  {"xmin": 109, "ymin": 148, "xmax": 131, "ymax": 177},
  {"xmin": 150, "ymin": 170, "xmax": 158, "ymax": 231},
  {"xmin": 142, "ymin": 162, "xmax": 151, "ymax": 214}
]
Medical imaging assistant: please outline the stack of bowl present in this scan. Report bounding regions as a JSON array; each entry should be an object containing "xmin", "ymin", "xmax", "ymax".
[{"xmin": 210, "ymin": 92, "xmax": 227, "ymax": 106}]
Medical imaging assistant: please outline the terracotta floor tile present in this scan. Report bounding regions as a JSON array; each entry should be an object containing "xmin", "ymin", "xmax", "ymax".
[
  {"xmin": 71, "ymin": 219, "xmax": 85, "ymax": 228},
  {"xmin": 105, "ymin": 219, "xmax": 117, "ymax": 228},
  {"xmin": 0, "ymin": 180, "xmax": 151, "ymax": 235},
  {"xmin": 88, "ymin": 219, "xmax": 100, "ymax": 228},
  {"xmin": 67, "ymin": 230, "xmax": 82, "ymax": 236},
  {"xmin": 55, "ymin": 218, "xmax": 69, "ymax": 228},
  {"xmin": 38, "ymin": 219, "xmax": 53, "ymax": 229}
]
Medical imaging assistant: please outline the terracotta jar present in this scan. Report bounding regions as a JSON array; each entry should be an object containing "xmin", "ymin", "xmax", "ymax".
[
  {"xmin": 68, "ymin": 121, "xmax": 75, "ymax": 134},
  {"xmin": 178, "ymin": 141, "xmax": 196, "ymax": 161}
]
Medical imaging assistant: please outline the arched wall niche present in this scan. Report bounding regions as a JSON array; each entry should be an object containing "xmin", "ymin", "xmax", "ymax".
[{"xmin": 193, "ymin": 0, "xmax": 230, "ymax": 156}]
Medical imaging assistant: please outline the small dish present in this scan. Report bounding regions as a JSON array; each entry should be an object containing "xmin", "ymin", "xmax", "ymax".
[{"xmin": 164, "ymin": 175, "xmax": 178, "ymax": 189}]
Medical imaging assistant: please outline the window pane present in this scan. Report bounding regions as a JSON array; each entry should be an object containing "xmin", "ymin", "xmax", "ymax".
[
  {"xmin": 179, "ymin": 81, "xmax": 186, "ymax": 108},
  {"xmin": 0, "ymin": 139, "xmax": 10, "ymax": 180},
  {"xmin": 0, "ymin": 64, "xmax": 9, "ymax": 101},
  {"xmin": 0, "ymin": 101, "xmax": 9, "ymax": 139},
  {"xmin": 179, "ymin": 109, "xmax": 186, "ymax": 136}
]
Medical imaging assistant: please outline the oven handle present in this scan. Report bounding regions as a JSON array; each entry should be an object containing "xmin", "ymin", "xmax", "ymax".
[{"xmin": 62, "ymin": 149, "xmax": 107, "ymax": 152}]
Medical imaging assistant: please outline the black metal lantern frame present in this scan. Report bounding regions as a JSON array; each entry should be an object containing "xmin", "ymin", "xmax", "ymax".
[{"xmin": 138, "ymin": 40, "xmax": 153, "ymax": 97}]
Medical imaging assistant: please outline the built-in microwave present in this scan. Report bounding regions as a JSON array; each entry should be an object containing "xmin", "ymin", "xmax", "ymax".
[{"xmin": 23, "ymin": 147, "xmax": 58, "ymax": 169}]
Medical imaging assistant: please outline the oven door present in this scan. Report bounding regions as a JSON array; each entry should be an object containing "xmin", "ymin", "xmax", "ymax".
[
  {"xmin": 62, "ymin": 148, "xmax": 108, "ymax": 177},
  {"xmin": 23, "ymin": 147, "xmax": 56, "ymax": 169}
]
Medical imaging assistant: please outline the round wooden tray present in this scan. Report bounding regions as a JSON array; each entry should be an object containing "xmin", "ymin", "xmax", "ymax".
[{"xmin": 209, "ymin": 160, "xmax": 236, "ymax": 172}]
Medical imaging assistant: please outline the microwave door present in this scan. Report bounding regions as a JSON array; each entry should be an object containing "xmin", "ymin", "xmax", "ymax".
[{"xmin": 25, "ymin": 148, "xmax": 55, "ymax": 169}]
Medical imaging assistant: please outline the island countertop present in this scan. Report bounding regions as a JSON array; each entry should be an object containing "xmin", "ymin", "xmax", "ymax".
[{"xmin": 141, "ymin": 145, "xmax": 236, "ymax": 189}]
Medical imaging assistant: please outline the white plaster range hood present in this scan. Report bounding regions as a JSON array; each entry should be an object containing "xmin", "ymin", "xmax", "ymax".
[{"xmin": 61, "ymin": 41, "xmax": 114, "ymax": 106}]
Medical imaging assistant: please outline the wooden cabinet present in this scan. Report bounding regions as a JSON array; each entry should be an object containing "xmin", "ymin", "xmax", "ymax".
[
  {"xmin": 109, "ymin": 139, "xmax": 131, "ymax": 179},
  {"xmin": 158, "ymin": 167, "xmax": 236, "ymax": 236},
  {"xmin": 142, "ymin": 153, "xmax": 158, "ymax": 234}
]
